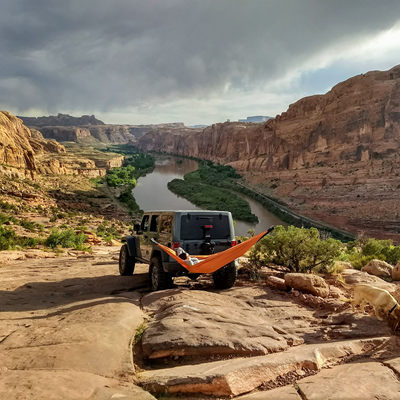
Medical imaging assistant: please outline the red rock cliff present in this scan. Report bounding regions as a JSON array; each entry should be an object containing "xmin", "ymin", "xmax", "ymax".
[{"xmin": 139, "ymin": 65, "xmax": 400, "ymax": 172}]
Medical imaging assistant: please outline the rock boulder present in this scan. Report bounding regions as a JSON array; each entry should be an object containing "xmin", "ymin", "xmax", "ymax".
[
  {"xmin": 284, "ymin": 273, "xmax": 329, "ymax": 298},
  {"xmin": 266, "ymin": 275, "xmax": 287, "ymax": 291},
  {"xmin": 362, "ymin": 259, "xmax": 393, "ymax": 278},
  {"xmin": 392, "ymin": 262, "xmax": 400, "ymax": 281}
]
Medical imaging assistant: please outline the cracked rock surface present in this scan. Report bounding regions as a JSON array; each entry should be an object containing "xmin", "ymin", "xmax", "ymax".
[{"xmin": 0, "ymin": 245, "xmax": 154, "ymax": 400}]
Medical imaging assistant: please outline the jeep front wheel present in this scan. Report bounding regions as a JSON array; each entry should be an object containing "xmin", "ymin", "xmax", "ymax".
[
  {"xmin": 212, "ymin": 262, "xmax": 237, "ymax": 289},
  {"xmin": 119, "ymin": 244, "xmax": 135, "ymax": 276},
  {"xmin": 149, "ymin": 257, "xmax": 173, "ymax": 291}
]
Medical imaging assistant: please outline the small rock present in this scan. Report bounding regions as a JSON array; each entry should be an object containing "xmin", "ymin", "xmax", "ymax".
[
  {"xmin": 329, "ymin": 286, "xmax": 344, "ymax": 299},
  {"xmin": 362, "ymin": 259, "xmax": 393, "ymax": 278},
  {"xmin": 392, "ymin": 262, "xmax": 400, "ymax": 281},
  {"xmin": 285, "ymin": 273, "xmax": 330, "ymax": 298},
  {"xmin": 266, "ymin": 276, "xmax": 287, "ymax": 291},
  {"xmin": 107, "ymin": 239, "xmax": 121, "ymax": 246}
]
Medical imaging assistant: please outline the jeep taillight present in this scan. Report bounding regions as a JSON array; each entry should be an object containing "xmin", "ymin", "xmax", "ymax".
[
  {"xmin": 231, "ymin": 240, "xmax": 237, "ymax": 247},
  {"xmin": 172, "ymin": 242, "xmax": 181, "ymax": 250}
]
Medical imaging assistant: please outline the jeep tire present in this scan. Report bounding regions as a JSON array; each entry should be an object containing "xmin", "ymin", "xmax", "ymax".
[
  {"xmin": 212, "ymin": 262, "xmax": 237, "ymax": 289},
  {"xmin": 119, "ymin": 244, "xmax": 135, "ymax": 276},
  {"xmin": 150, "ymin": 257, "xmax": 173, "ymax": 291}
]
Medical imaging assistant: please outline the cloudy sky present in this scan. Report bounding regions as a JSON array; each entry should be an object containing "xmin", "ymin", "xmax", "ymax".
[{"xmin": 1, "ymin": 1, "xmax": 400, "ymax": 125}]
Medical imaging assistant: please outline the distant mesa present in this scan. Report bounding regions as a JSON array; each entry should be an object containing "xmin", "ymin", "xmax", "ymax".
[
  {"xmin": 238, "ymin": 115, "xmax": 270, "ymax": 123},
  {"xmin": 189, "ymin": 124, "xmax": 209, "ymax": 129},
  {"xmin": 17, "ymin": 113, "xmax": 195, "ymax": 145},
  {"xmin": 18, "ymin": 113, "xmax": 105, "ymax": 127}
]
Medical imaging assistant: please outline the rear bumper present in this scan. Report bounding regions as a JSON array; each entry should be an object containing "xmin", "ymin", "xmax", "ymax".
[{"xmin": 162, "ymin": 260, "xmax": 237, "ymax": 274}]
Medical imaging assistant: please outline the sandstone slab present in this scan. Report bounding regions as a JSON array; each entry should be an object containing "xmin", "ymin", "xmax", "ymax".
[
  {"xmin": 384, "ymin": 356, "xmax": 400, "ymax": 375},
  {"xmin": 362, "ymin": 259, "xmax": 393, "ymax": 278},
  {"xmin": 140, "ymin": 337, "xmax": 388, "ymax": 397},
  {"xmin": 0, "ymin": 253, "xmax": 153, "ymax": 400},
  {"xmin": 237, "ymin": 385, "xmax": 301, "ymax": 399},
  {"xmin": 297, "ymin": 362, "xmax": 400, "ymax": 400},
  {"xmin": 141, "ymin": 289, "xmax": 302, "ymax": 360},
  {"xmin": 0, "ymin": 370, "xmax": 155, "ymax": 400},
  {"xmin": 284, "ymin": 273, "xmax": 329, "ymax": 298}
]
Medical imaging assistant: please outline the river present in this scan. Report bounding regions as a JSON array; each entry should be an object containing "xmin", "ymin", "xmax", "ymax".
[{"xmin": 132, "ymin": 156, "xmax": 284, "ymax": 236}]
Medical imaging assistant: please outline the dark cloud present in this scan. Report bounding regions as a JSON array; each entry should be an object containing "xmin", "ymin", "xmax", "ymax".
[{"xmin": 1, "ymin": 0, "xmax": 400, "ymax": 119}]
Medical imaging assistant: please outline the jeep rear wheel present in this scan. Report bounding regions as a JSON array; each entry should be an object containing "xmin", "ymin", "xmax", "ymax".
[
  {"xmin": 149, "ymin": 257, "xmax": 173, "ymax": 291},
  {"xmin": 119, "ymin": 244, "xmax": 135, "ymax": 276},
  {"xmin": 212, "ymin": 262, "xmax": 237, "ymax": 289}
]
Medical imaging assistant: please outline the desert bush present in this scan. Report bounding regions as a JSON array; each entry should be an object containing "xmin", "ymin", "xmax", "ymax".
[
  {"xmin": 0, "ymin": 200, "xmax": 17, "ymax": 212},
  {"xmin": 18, "ymin": 219, "xmax": 44, "ymax": 232},
  {"xmin": 347, "ymin": 238, "xmax": 400, "ymax": 269},
  {"xmin": 45, "ymin": 229, "xmax": 87, "ymax": 250},
  {"xmin": 249, "ymin": 225, "xmax": 342, "ymax": 273},
  {"xmin": 0, "ymin": 225, "xmax": 17, "ymax": 250},
  {"xmin": 118, "ymin": 188, "xmax": 142, "ymax": 214},
  {"xmin": 0, "ymin": 225, "xmax": 43, "ymax": 250}
]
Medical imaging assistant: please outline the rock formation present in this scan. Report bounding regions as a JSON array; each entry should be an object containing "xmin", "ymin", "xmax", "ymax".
[
  {"xmin": 0, "ymin": 111, "xmax": 123, "ymax": 178},
  {"xmin": 139, "ymin": 65, "xmax": 400, "ymax": 170},
  {"xmin": 0, "ymin": 111, "xmax": 66, "ymax": 177},
  {"xmin": 19, "ymin": 113, "xmax": 104, "ymax": 126},
  {"xmin": 20, "ymin": 112, "xmax": 190, "ymax": 144},
  {"xmin": 138, "ymin": 65, "xmax": 400, "ymax": 240}
]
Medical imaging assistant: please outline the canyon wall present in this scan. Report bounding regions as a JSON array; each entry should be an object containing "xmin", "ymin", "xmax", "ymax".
[
  {"xmin": 0, "ymin": 111, "xmax": 66, "ymax": 176},
  {"xmin": 19, "ymin": 113, "xmax": 104, "ymax": 126},
  {"xmin": 19, "ymin": 112, "xmax": 189, "ymax": 144},
  {"xmin": 139, "ymin": 65, "xmax": 400, "ymax": 171},
  {"xmin": 0, "ymin": 112, "xmax": 123, "ymax": 178}
]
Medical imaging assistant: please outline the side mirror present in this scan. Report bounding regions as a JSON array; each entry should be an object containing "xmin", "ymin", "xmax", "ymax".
[{"xmin": 133, "ymin": 223, "xmax": 141, "ymax": 233}]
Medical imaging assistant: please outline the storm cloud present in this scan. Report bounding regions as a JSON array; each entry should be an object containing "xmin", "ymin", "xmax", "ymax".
[{"xmin": 1, "ymin": 0, "xmax": 400, "ymax": 124}]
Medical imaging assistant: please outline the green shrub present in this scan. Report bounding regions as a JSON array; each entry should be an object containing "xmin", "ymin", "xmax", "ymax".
[
  {"xmin": 118, "ymin": 189, "xmax": 142, "ymax": 214},
  {"xmin": 346, "ymin": 238, "xmax": 400, "ymax": 269},
  {"xmin": 106, "ymin": 165, "xmax": 137, "ymax": 187},
  {"xmin": 0, "ymin": 200, "xmax": 17, "ymax": 212},
  {"xmin": 0, "ymin": 225, "xmax": 17, "ymax": 250},
  {"xmin": 45, "ymin": 229, "xmax": 87, "ymax": 250},
  {"xmin": 18, "ymin": 219, "xmax": 43, "ymax": 232},
  {"xmin": 249, "ymin": 225, "xmax": 342, "ymax": 272},
  {"xmin": 0, "ymin": 225, "xmax": 43, "ymax": 250}
]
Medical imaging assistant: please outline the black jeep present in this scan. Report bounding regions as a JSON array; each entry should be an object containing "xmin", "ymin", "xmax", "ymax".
[{"xmin": 119, "ymin": 210, "xmax": 238, "ymax": 291}]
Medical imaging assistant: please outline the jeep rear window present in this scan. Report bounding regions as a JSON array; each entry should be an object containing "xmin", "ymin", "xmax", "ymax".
[{"xmin": 180, "ymin": 214, "xmax": 231, "ymax": 240}]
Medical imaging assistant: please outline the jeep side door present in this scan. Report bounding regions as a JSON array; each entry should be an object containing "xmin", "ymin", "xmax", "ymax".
[
  {"xmin": 158, "ymin": 213, "xmax": 174, "ymax": 246},
  {"xmin": 141, "ymin": 213, "xmax": 160, "ymax": 261},
  {"xmin": 136, "ymin": 214, "xmax": 150, "ymax": 261}
]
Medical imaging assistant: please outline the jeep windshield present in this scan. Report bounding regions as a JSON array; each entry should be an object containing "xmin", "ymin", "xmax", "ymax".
[{"xmin": 180, "ymin": 214, "xmax": 231, "ymax": 240}]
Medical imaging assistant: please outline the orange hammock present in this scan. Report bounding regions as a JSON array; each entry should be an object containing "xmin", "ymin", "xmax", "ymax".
[{"xmin": 153, "ymin": 227, "xmax": 274, "ymax": 274}]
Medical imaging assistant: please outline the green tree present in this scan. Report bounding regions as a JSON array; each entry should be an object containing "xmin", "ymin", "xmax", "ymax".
[{"xmin": 249, "ymin": 225, "xmax": 342, "ymax": 272}]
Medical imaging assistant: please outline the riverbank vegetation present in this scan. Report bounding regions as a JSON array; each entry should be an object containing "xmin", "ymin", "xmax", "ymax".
[
  {"xmin": 102, "ymin": 148, "xmax": 155, "ymax": 214},
  {"xmin": 167, "ymin": 161, "xmax": 258, "ymax": 223}
]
